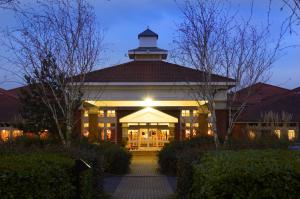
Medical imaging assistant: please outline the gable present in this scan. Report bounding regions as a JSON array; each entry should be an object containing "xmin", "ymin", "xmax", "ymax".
[{"xmin": 119, "ymin": 107, "xmax": 178, "ymax": 123}]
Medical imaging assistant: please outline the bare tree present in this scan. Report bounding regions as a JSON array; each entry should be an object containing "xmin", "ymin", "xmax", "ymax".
[
  {"xmin": 5, "ymin": 0, "xmax": 102, "ymax": 146},
  {"xmin": 174, "ymin": 0, "xmax": 283, "ymax": 147},
  {"xmin": 276, "ymin": 0, "xmax": 300, "ymax": 31}
]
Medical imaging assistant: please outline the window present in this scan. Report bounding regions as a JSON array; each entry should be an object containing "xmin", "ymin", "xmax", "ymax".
[
  {"xmin": 193, "ymin": 110, "xmax": 199, "ymax": 117},
  {"xmin": 193, "ymin": 123, "xmax": 199, "ymax": 128},
  {"xmin": 83, "ymin": 123, "xmax": 89, "ymax": 128},
  {"xmin": 0, "ymin": 130, "xmax": 9, "ymax": 141},
  {"xmin": 288, "ymin": 130, "xmax": 296, "ymax": 141},
  {"xmin": 107, "ymin": 110, "xmax": 116, "ymax": 117},
  {"xmin": 84, "ymin": 111, "xmax": 89, "ymax": 117},
  {"xmin": 248, "ymin": 130, "xmax": 256, "ymax": 139},
  {"xmin": 274, "ymin": 129, "xmax": 281, "ymax": 138},
  {"xmin": 98, "ymin": 123, "xmax": 104, "ymax": 128},
  {"xmin": 12, "ymin": 130, "xmax": 22, "ymax": 139},
  {"xmin": 185, "ymin": 129, "xmax": 191, "ymax": 138},
  {"xmin": 185, "ymin": 123, "xmax": 190, "ymax": 127},
  {"xmin": 181, "ymin": 110, "xmax": 190, "ymax": 117},
  {"xmin": 98, "ymin": 110, "xmax": 104, "ymax": 117}
]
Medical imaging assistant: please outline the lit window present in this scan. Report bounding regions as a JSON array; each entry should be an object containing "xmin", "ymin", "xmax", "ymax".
[
  {"xmin": 207, "ymin": 129, "xmax": 213, "ymax": 136},
  {"xmin": 98, "ymin": 110, "xmax": 104, "ymax": 117},
  {"xmin": 106, "ymin": 129, "xmax": 112, "ymax": 140},
  {"xmin": 83, "ymin": 129, "xmax": 89, "ymax": 137},
  {"xmin": 181, "ymin": 110, "xmax": 190, "ymax": 117},
  {"xmin": 84, "ymin": 111, "xmax": 89, "ymax": 117},
  {"xmin": 192, "ymin": 129, "xmax": 197, "ymax": 136},
  {"xmin": 0, "ymin": 130, "xmax": 10, "ymax": 141},
  {"xmin": 193, "ymin": 110, "xmax": 199, "ymax": 117},
  {"xmin": 107, "ymin": 110, "xmax": 116, "ymax": 117},
  {"xmin": 274, "ymin": 129, "xmax": 281, "ymax": 138},
  {"xmin": 107, "ymin": 123, "xmax": 111, "ymax": 128},
  {"xmin": 193, "ymin": 123, "xmax": 199, "ymax": 128},
  {"xmin": 186, "ymin": 123, "xmax": 190, "ymax": 127},
  {"xmin": 185, "ymin": 129, "xmax": 191, "ymax": 138},
  {"xmin": 248, "ymin": 130, "xmax": 256, "ymax": 139},
  {"xmin": 83, "ymin": 123, "xmax": 89, "ymax": 128},
  {"xmin": 98, "ymin": 123, "xmax": 104, "ymax": 128},
  {"xmin": 288, "ymin": 130, "xmax": 296, "ymax": 141},
  {"xmin": 12, "ymin": 130, "xmax": 22, "ymax": 139}
]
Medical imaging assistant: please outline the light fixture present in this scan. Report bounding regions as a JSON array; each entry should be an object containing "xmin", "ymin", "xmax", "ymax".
[{"xmin": 144, "ymin": 97, "xmax": 153, "ymax": 107}]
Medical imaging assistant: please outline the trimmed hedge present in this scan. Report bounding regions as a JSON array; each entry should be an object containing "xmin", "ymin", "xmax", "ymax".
[
  {"xmin": 0, "ymin": 152, "xmax": 92, "ymax": 199},
  {"xmin": 158, "ymin": 136, "xmax": 215, "ymax": 175},
  {"xmin": 192, "ymin": 150, "xmax": 300, "ymax": 199}
]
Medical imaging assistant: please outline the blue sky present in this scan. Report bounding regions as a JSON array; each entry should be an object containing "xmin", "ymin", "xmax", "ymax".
[{"xmin": 0, "ymin": 0, "xmax": 299, "ymax": 89}]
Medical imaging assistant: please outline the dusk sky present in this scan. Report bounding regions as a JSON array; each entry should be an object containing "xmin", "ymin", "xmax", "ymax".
[{"xmin": 0, "ymin": 0, "xmax": 299, "ymax": 89}]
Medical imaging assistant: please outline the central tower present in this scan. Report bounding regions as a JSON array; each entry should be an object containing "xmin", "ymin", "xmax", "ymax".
[{"xmin": 128, "ymin": 28, "xmax": 168, "ymax": 61}]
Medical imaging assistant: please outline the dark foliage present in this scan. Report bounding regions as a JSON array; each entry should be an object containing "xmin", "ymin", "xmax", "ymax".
[{"xmin": 192, "ymin": 150, "xmax": 300, "ymax": 199}]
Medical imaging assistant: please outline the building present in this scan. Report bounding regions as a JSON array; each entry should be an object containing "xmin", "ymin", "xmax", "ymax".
[
  {"xmin": 232, "ymin": 83, "xmax": 300, "ymax": 141},
  {"xmin": 0, "ymin": 88, "xmax": 22, "ymax": 141},
  {"xmin": 1, "ymin": 29, "xmax": 298, "ymax": 150},
  {"xmin": 79, "ymin": 28, "xmax": 235, "ymax": 150}
]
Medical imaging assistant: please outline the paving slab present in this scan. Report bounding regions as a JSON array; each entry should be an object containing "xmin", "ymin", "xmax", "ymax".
[{"xmin": 111, "ymin": 152, "xmax": 175, "ymax": 199}]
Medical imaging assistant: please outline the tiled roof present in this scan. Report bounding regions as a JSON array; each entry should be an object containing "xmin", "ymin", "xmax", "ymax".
[
  {"xmin": 128, "ymin": 47, "xmax": 167, "ymax": 52},
  {"xmin": 83, "ymin": 61, "xmax": 235, "ymax": 83},
  {"xmin": 237, "ymin": 88, "xmax": 300, "ymax": 122},
  {"xmin": 138, "ymin": 28, "xmax": 158, "ymax": 38},
  {"xmin": 233, "ymin": 82, "xmax": 289, "ymax": 105},
  {"xmin": 0, "ymin": 88, "xmax": 20, "ymax": 123}
]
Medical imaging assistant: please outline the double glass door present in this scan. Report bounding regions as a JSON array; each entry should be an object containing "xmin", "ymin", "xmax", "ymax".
[{"xmin": 128, "ymin": 128, "xmax": 169, "ymax": 150}]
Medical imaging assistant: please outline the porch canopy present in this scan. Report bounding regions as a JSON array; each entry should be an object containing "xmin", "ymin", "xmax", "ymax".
[{"xmin": 119, "ymin": 107, "xmax": 178, "ymax": 123}]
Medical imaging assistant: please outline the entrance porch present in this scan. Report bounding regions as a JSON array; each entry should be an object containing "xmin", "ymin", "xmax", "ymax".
[{"xmin": 120, "ymin": 107, "xmax": 178, "ymax": 151}]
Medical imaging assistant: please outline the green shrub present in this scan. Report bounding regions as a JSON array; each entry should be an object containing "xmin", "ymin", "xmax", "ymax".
[
  {"xmin": 192, "ymin": 150, "xmax": 300, "ymax": 199},
  {"xmin": 0, "ymin": 152, "xmax": 92, "ymax": 199},
  {"xmin": 226, "ymin": 134, "xmax": 290, "ymax": 150},
  {"xmin": 176, "ymin": 149, "xmax": 202, "ymax": 199},
  {"xmin": 99, "ymin": 142, "xmax": 132, "ymax": 174},
  {"xmin": 158, "ymin": 136, "xmax": 215, "ymax": 175}
]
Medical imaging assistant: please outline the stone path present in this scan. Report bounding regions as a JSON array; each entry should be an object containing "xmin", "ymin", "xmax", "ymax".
[{"xmin": 111, "ymin": 152, "xmax": 175, "ymax": 199}]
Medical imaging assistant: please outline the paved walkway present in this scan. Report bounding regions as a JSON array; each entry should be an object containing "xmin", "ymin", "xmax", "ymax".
[{"xmin": 112, "ymin": 152, "xmax": 175, "ymax": 199}]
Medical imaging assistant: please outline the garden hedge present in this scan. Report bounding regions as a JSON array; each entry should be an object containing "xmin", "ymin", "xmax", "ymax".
[
  {"xmin": 0, "ymin": 152, "xmax": 92, "ymax": 199},
  {"xmin": 158, "ymin": 136, "xmax": 215, "ymax": 175},
  {"xmin": 192, "ymin": 150, "xmax": 300, "ymax": 199}
]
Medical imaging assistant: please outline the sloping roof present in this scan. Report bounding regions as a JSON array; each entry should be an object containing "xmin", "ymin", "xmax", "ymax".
[
  {"xmin": 138, "ymin": 28, "xmax": 158, "ymax": 39},
  {"xmin": 237, "ymin": 88, "xmax": 300, "ymax": 123},
  {"xmin": 0, "ymin": 88, "xmax": 20, "ymax": 123},
  {"xmin": 83, "ymin": 61, "xmax": 235, "ymax": 83},
  {"xmin": 234, "ymin": 82, "xmax": 289, "ymax": 105},
  {"xmin": 128, "ymin": 47, "xmax": 167, "ymax": 53}
]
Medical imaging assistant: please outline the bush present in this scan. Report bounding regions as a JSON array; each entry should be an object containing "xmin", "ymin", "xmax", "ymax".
[
  {"xmin": 226, "ymin": 134, "xmax": 290, "ymax": 150},
  {"xmin": 158, "ymin": 136, "xmax": 215, "ymax": 175},
  {"xmin": 192, "ymin": 150, "xmax": 300, "ymax": 199},
  {"xmin": 0, "ymin": 152, "xmax": 92, "ymax": 199},
  {"xmin": 97, "ymin": 141, "xmax": 132, "ymax": 174},
  {"xmin": 176, "ymin": 149, "xmax": 202, "ymax": 199}
]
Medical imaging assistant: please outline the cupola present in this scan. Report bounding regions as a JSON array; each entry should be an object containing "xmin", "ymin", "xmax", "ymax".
[{"xmin": 128, "ymin": 28, "xmax": 168, "ymax": 61}]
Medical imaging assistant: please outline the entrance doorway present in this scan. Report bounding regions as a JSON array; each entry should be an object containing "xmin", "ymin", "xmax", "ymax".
[
  {"xmin": 127, "ymin": 126, "xmax": 171, "ymax": 151},
  {"xmin": 119, "ymin": 107, "xmax": 178, "ymax": 151}
]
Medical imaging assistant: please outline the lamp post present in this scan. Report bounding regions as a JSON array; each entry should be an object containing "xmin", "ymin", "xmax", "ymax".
[{"xmin": 74, "ymin": 159, "xmax": 91, "ymax": 199}]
